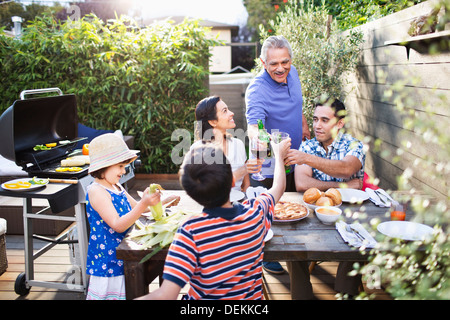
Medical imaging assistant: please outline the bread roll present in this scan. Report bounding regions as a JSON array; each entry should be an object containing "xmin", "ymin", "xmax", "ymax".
[
  {"xmin": 303, "ymin": 188, "xmax": 322, "ymax": 204},
  {"xmin": 315, "ymin": 196, "xmax": 334, "ymax": 206},
  {"xmin": 325, "ymin": 188, "xmax": 342, "ymax": 205}
]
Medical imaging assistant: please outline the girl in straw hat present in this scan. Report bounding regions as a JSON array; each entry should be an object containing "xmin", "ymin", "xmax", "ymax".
[{"xmin": 85, "ymin": 133, "xmax": 161, "ymax": 300}]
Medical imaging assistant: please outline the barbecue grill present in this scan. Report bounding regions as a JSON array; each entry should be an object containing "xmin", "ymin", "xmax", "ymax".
[
  {"xmin": 0, "ymin": 88, "xmax": 137, "ymax": 296},
  {"xmin": 0, "ymin": 87, "xmax": 88, "ymax": 179}
]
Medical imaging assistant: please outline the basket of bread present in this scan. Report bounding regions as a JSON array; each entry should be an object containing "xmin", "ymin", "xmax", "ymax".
[{"xmin": 302, "ymin": 187, "xmax": 342, "ymax": 211}]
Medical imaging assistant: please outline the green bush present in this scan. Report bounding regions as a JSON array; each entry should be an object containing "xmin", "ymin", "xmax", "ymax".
[
  {"xmin": 256, "ymin": 1, "xmax": 363, "ymax": 131},
  {"xmin": 324, "ymin": 0, "xmax": 425, "ymax": 31},
  {"xmin": 0, "ymin": 14, "xmax": 218, "ymax": 173}
]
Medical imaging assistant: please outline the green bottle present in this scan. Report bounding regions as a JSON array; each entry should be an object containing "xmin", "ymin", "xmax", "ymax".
[{"xmin": 257, "ymin": 119, "xmax": 272, "ymax": 158}]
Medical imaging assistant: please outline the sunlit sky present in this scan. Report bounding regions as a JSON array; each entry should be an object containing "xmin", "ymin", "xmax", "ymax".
[
  {"xmin": 17, "ymin": 0, "xmax": 249, "ymax": 27},
  {"xmin": 132, "ymin": 0, "xmax": 248, "ymax": 26}
]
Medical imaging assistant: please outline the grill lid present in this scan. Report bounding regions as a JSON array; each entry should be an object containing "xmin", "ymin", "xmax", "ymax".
[{"xmin": 0, "ymin": 88, "xmax": 81, "ymax": 170}]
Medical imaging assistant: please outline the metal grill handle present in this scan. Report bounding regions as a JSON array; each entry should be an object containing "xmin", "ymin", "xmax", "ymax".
[{"xmin": 20, "ymin": 87, "xmax": 63, "ymax": 100}]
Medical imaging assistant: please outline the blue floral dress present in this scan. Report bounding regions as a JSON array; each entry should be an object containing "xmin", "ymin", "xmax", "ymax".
[{"xmin": 85, "ymin": 182, "xmax": 132, "ymax": 277}]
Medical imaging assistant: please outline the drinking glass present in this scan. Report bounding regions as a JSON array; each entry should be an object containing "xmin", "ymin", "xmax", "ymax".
[
  {"xmin": 390, "ymin": 202, "xmax": 406, "ymax": 221},
  {"xmin": 249, "ymin": 135, "xmax": 270, "ymax": 181},
  {"xmin": 271, "ymin": 131, "xmax": 291, "ymax": 173}
]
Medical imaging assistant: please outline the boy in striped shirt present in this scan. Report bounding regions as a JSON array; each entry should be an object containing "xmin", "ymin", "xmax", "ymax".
[{"xmin": 137, "ymin": 138, "xmax": 290, "ymax": 300}]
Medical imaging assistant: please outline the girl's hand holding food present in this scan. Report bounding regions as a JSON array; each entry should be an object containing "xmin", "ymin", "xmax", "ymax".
[{"xmin": 141, "ymin": 187, "xmax": 161, "ymax": 207}]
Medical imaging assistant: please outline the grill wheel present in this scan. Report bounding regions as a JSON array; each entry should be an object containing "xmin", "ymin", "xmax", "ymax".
[{"xmin": 14, "ymin": 272, "xmax": 31, "ymax": 296}]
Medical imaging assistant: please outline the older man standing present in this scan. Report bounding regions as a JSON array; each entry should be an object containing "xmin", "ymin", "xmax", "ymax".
[
  {"xmin": 245, "ymin": 35, "xmax": 310, "ymax": 275},
  {"xmin": 245, "ymin": 35, "xmax": 310, "ymax": 192}
]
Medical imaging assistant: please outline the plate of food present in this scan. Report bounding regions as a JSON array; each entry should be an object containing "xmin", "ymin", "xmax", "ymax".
[
  {"xmin": 377, "ymin": 221, "xmax": 434, "ymax": 241},
  {"xmin": 302, "ymin": 187, "xmax": 342, "ymax": 211},
  {"xmin": 1, "ymin": 177, "xmax": 49, "ymax": 191},
  {"xmin": 273, "ymin": 201, "xmax": 309, "ymax": 223},
  {"xmin": 337, "ymin": 188, "xmax": 369, "ymax": 203}
]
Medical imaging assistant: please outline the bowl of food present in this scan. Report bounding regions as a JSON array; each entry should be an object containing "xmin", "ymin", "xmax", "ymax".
[
  {"xmin": 302, "ymin": 187, "xmax": 342, "ymax": 211},
  {"xmin": 315, "ymin": 206, "xmax": 342, "ymax": 225}
]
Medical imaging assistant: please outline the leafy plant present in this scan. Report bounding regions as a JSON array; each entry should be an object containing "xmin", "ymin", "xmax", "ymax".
[
  {"xmin": 0, "ymin": 1, "xmax": 64, "ymax": 30},
  {"xmin": 324, "ymin": 0, "xmax": 425, "ymax": 30},
  {"xmin": 256, "ymin": 1, "xmax": 364, "ymax": 131},
  {"xmin": 244, "ymin": 0, "xmax": 424, "ymax": 36},
  {"xmin": 0, "ymin": 13, "xmax": 219, "ymax": 173},
  {"xmin": 243, "ymin": 0, "xmax": 290, "ymax": 38}
]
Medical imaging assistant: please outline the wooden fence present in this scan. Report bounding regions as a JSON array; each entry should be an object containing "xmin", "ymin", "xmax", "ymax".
[{"xmin": 343, "ymin": 0, "xmax": 449, "ymax": 199}]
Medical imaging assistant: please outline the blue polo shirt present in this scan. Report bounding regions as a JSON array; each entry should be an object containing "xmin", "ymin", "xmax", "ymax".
[{"xmin": 245, "ymin": 65, "xmax": 303, "ymax": 177}]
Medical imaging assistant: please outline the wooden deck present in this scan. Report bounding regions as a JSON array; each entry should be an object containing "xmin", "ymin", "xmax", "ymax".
[{"xmin": 0, "ymin": 175, "xmax": 392, "ymax": 300}]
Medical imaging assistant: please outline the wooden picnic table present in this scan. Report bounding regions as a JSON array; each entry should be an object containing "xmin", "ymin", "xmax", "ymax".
[{"xmin": 116, "ymin": 190, "xmax": 401, "ymax": 300}]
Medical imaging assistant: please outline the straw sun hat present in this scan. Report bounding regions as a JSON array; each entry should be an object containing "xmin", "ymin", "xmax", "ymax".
[{"xmin": 88, "ymin": 133, "xmax": 138, "ymax": 173}]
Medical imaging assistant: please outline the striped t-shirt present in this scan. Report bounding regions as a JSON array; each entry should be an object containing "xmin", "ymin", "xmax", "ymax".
[{"xmin": 162, "ymin": 193, "xmax": 274, "ymax": 300}]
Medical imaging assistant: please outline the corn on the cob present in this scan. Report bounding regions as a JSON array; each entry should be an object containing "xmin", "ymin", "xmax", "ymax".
[
  {"xmin": 149, "ymin": 183, "xmax": 165, "ymax": 221},
  {"xmin": 127, "ymin": 205, "xmax": 195, "ymax": 263}
]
